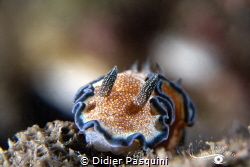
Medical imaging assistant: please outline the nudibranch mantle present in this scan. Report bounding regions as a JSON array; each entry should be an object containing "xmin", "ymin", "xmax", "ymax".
[{"xmin": 72, "ymin": 66, "xmax": 196, "ymax": 155}]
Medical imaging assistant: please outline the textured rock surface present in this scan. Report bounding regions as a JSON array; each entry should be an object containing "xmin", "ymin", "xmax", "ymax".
[
  {"xmin": 0, "ymin": 120, "xmax": 249, "ymax": 166},
  {"xmin": 0, "ymin": 121, "xmax": 86, "ymax": 166}
]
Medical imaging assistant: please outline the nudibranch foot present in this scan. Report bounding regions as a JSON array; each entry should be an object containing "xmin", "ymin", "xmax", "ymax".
[{"xmin": 71, "ymin": 65, "xmax": 196, "ymax": 155}]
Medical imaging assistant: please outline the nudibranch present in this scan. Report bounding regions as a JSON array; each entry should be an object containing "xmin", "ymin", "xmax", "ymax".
[{"xmin": 71, "ymin": 66, "xmax": 196, "ymax": 155}]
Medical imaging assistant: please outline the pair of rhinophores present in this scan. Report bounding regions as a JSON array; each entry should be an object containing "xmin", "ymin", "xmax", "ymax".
[{"xmin": 71, "ymin": 63, "xmax": 196, "ymax": 155}]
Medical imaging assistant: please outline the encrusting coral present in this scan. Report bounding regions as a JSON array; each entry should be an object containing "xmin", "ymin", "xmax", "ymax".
[
  {"xmin": 0, "ymin": 121, "xmax": 86, "ymax": 166},
  {"xmin": 0, "ymin": 120, "xmax": 249, "ymax": 167}
]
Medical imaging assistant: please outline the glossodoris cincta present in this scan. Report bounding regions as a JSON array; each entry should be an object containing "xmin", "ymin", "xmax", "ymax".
[{"xmin": 71, "ymin": 66, "xmax": 196, "ymax": 155}]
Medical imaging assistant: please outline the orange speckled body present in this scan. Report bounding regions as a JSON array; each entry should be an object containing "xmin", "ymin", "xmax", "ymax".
[{"xmin": 84, "ymin": 71, "xmax": 156, "ymax": 138}]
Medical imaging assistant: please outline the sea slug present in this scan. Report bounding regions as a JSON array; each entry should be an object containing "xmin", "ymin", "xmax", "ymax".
[{"xmin": 71, "ymin": 65, "xmax": 196, "ymax": 155}]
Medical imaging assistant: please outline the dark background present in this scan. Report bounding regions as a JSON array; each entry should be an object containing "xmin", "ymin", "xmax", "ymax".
[{"xmin": 0, "ymin": 0, "xmax": 250, "ymax": 149}]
